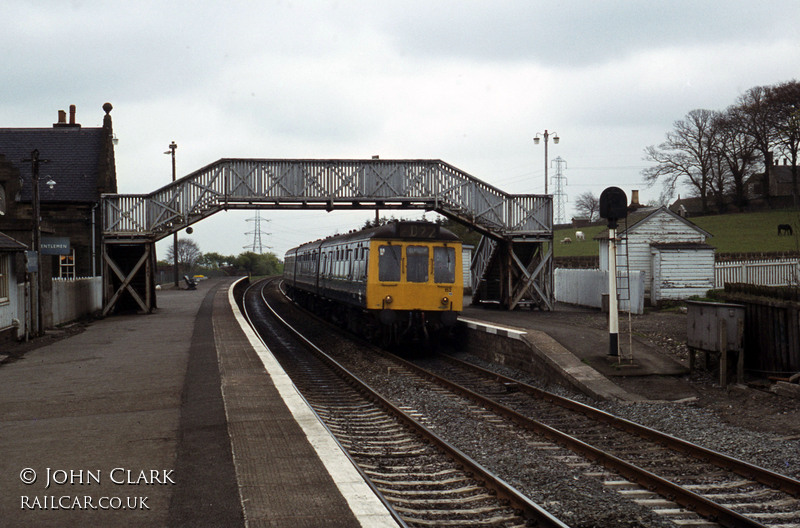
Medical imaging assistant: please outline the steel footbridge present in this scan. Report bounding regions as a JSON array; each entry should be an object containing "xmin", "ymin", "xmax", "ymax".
[{"xmin": 100, "ymin": 158, "xmax": 553, "ymax": 315}]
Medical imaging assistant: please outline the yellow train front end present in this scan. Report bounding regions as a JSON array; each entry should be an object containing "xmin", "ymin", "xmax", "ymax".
[{"xmin": 365, "ymin": 235, "xmax": 463, "ymax": 336}]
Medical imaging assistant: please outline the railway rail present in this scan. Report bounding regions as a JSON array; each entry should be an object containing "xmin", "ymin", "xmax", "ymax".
[
  {"xmin": 242, "ymin": 278, "xmax": 568, "ymax": 528},
  {"xmin": 407, "ymin": 354, "xmax": 800, "ymax": 528},
  {"xmin": 244, "ymin": 278, "xmax": 800, "ymax": 527}
]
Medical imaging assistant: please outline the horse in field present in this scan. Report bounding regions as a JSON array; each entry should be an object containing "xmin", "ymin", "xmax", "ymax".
[{"xmin": 778, "ymin": 224, "xmax": 793, "ymax": 236}]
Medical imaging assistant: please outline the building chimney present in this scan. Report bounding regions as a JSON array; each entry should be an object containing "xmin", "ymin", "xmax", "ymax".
[
  {"xmin": 631, "ymin": 189, "xmax": 640, "ymax": 206},
  {"xmin": 54, "ymin": 105, "xmax": 81, "ymax": 128}
]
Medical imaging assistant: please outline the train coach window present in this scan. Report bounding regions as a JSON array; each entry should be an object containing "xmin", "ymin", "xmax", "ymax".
[
  {"xmin": 434, "ymin": 246, "xmax": 456, "ymax": 283},
  {"xmin": 378, "ymin": 245, "xmax": 401, "ymax": 282},
  {"xmin": 407, "ymin": 246, "xmax": 429, "ymax": 283}
]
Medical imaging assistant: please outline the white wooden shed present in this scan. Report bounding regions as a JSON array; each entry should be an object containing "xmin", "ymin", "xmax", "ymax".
[{"xmin": 598, "ymin": 206, "xmax": 714, "ymax": 304}]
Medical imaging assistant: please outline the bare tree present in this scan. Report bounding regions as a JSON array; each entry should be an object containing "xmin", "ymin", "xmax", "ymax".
[
  {"xmin": 574, "ymin": 191, "xmax": 599, "ymax": 221},
  {"xmin": 770, "ymin": 80, "xmax": 800, "ymax": 204},
  {"xmin": 714, "ymin": 106, "xmax": 757, "ymax": 209},
  {"xmin": 736, "ymin": 85, "xmax": 778, "ymax": 202},
  {"xmin": 166, "ymin": 238, "xmax": 202, "ymax": 274},
  {"xmin": 643, "ymin": 109, "xmax": 718, "ymax": 213}
]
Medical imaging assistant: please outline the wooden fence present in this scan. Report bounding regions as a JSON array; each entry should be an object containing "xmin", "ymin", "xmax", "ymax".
[{"xmin": 723, "ymin": 284, "xmax": 800, "ymax": 375}]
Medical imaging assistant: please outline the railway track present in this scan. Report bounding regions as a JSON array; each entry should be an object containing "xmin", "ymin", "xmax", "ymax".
[
  {"xmin": 406, "ymin": 353, "xmax": 800, "ymax": 528},
  {"xmin": 243, "ymin": 279, "xmax": 568, "ymax": 528},
  {"xmin": 245, "ymin": 278, "xmax": 800, "ymax": 527}
]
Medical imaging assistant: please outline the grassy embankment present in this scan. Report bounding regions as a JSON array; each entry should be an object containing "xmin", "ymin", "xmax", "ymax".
[{"xmin": 554, "ymin": 209, "xmax": 800, "ymax": 258}]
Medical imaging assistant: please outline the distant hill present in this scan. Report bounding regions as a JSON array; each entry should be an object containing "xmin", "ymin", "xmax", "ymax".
[{"xmin": 554, "ymin": 209, "xmax": 800, "ymax": 257}]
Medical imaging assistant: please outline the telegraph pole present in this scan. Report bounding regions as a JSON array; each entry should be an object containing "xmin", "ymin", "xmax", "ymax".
[{"xmin": 22, "ymin": 149, "xmax": 48, "ymax": 336}]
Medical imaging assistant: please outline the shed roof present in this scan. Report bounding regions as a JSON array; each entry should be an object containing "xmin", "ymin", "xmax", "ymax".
[
  {"xmin": 595, "ymin": 206, "xmax": 713, "ymax": 240},
  {"xmin": 0, "ymin": 231, "xmax": 27, "ymax": 252}
]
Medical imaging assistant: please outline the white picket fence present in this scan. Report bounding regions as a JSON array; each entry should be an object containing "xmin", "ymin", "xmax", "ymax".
[{"xmin": 715, "ymin": 258, "xmax": 800, "ymax": 288}]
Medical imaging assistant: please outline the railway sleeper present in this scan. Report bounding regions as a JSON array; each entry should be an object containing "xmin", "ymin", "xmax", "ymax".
[
  {"xmin": 339, "ymin": 436, "xmax": 420, "ymax": 446},
  {"xmin": 393, "ymin": 506, "xmax": 521, "ymax": 519},
  {"xmin": 384, "ymin": 493, "xmax": 497, "ymax": 507},
  {"xmin": 398, "ymin": 514, "xmax": 527, "ymax": 528},
  {"xmin": 701, "ymin": 488, "xmax": 787, "ymax": 501},
  {"xmin": 375, "ymin": 484, "xmax": 484, "ymax": 495},
  {"xmin": 368, "ymin": 476, "xmax": 477, "ymax": 488},
  {"xmin": 364, "ymin": 469, "xmax": 463, "ymax": 479}
]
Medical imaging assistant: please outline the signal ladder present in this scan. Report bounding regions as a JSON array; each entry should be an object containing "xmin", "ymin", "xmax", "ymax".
[{"xmin": 614, "ymin": 219, "xmax": 633, "ymax": 363}]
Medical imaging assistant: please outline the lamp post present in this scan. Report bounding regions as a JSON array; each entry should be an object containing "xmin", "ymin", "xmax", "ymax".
[
  {"xmin": 164, "ymin": 141, "xmax": 178, "ymax": 288},
  {"xmin": 533, "ymin": 130, "xmax": 559, "ymax": 194}
]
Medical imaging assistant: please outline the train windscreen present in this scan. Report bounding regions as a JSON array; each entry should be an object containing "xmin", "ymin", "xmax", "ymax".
[
  {"xmin": 434, "ymin": 246, "xmax": 456, "ymax": 283},
  {"xmin": 378, "ymin": 245, "xmax": 401, "ymax": 281},
  {"xmin": 406, "ymin": 246, "xmax": 429, "ymax": 283}
]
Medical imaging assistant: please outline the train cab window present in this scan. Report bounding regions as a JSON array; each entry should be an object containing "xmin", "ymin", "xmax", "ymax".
[
  {"xmin": 434, "ymin": 246, "xmax": 456, "ymax": 283},
  {"xmin": 378, "ymin": 245, "xmax": 401, "ymax": 282},
  {"xmin": 406, "ymin": 246, "xmax": 429, "ymax": 283}
]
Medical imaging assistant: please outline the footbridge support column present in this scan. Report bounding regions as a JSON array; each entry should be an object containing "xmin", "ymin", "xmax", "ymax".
[
  {"xmin": 472, "ymin": 237, "xmax": 554, "ymax": 311},
  {"xmin": 102, "ymin": 238, "xmax": 157, "ymax": 316}
]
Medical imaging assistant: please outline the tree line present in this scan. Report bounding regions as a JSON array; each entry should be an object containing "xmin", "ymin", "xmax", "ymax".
[
  {"xmin": 642, "ymin": 79, "xmax": 800, "ymax": 214},
  {"xmin": 161, "ymin": 238, "xmax": 283, "ymax": 277}
]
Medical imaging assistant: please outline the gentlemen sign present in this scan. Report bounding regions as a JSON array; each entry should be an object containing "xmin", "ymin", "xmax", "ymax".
[{"xmin": 41, "ymin": 237, "xmax": 70, "ymax": 255}]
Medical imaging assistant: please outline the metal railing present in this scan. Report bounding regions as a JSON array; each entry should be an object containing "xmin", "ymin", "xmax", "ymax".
[
  {"xmin": 471, "ymin": 236, "xmax": 498, "ymax": 294},
  {"xmin": 102, "ymin": 159, "xmax": 552, "ymax": 241}
]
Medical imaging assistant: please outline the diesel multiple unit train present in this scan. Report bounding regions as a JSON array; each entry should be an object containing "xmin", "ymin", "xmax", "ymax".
[{"xmin": 283, "ymin": 221, "xmax": 463, "ymax": 344}]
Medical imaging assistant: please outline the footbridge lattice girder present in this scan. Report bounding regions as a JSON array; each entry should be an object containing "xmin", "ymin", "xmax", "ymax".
[{"xmin": 101, "ymin": 158, "xmax": 552, "ymax": 312}]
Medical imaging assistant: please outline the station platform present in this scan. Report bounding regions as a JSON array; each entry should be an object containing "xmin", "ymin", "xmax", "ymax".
[
  {"xmin": 460, "ymin": 303, "xmax": 689, "ymax": 402},
  {"xmin": 0, "ymin": 277, "xmax": 398, "ymax": 528}
]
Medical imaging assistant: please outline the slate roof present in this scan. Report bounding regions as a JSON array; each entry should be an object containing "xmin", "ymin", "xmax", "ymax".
[
  {"xmin": 0, "ymin": 231, "xmax": 26, "ymax": 252},
  {"xmin": 593, "ymin": 206, "xmax": 713, "ymax": 240},
  {"xmin": 0, "ymin": 127, "xmax": 107, "ymax": 203},
  {"xmin": 767, "ymin": 165, "xmax": 797, "ymax": 184}
]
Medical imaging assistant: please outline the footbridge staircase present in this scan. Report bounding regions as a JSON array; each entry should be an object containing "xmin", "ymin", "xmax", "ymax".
[{"xmin": 101, "ymin": 158, "xmax": 552, "ymax": 314}]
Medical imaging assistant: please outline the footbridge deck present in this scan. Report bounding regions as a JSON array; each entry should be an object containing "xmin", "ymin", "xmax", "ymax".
[{"xmin": 101, "ymin": 159, "xmax": 553, "ymax": 314}]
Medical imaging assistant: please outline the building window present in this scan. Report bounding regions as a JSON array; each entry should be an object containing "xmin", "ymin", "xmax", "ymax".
[
  {"xmin": 0, "ymin": 255, "xmax": 9, "ymax": 303},
  {"xmin": 59, "ymin": 250, "xmax": 76, "ymax": 279}
]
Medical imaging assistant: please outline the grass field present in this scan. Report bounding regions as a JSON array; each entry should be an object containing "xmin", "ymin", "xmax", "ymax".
[{"xmin": 554, "ymin": 209, "xmax": 800, "ymax": 257}]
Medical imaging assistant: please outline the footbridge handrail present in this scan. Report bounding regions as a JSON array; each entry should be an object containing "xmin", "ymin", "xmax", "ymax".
[{"xmin": 101, "ymin": 158, "xmax": 552, "ymax": 241}]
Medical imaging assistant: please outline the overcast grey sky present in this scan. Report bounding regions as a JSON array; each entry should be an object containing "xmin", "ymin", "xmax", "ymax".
[{"xmin": 4, "ymin": 1, "xmax": 799, "ymax": 258}]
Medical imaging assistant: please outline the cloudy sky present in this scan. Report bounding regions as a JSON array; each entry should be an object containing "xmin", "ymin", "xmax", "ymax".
[{"xmin": 5, "ymin": 1, "xmax": 799, "ymax": 259}]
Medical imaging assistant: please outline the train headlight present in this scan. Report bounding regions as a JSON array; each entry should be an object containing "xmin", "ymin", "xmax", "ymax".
[
  {"xmin": 383, "ymin": 295, "xmax": 393, "ymax": 305},
  {"xmin": 441, "ymin": 296, "xmax": 450, "ymax": 306}
]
